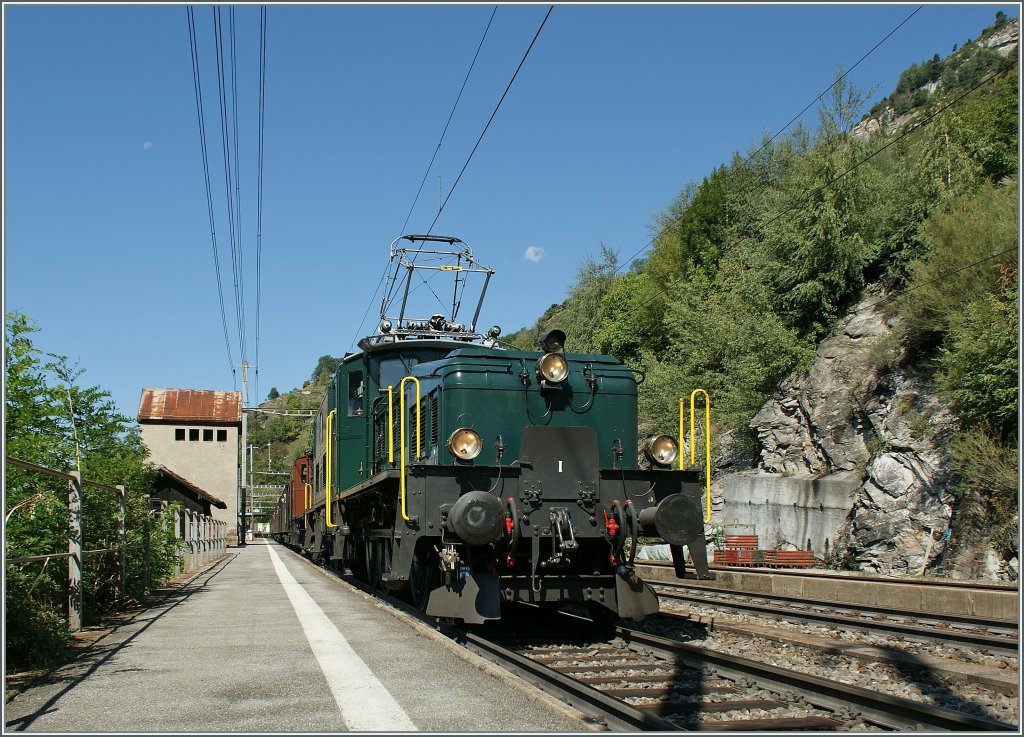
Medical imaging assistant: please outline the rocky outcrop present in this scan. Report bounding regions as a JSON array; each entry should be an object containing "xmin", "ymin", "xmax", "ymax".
[
  {"xmin": 983, "ymin": 19, "xmax": 1020, "ymax": 56},
  {"xmin": 715, "ymin": 286, "xmax": 979, "ymax": 576},
  {"xmin": 852, "ymin": 19, "xmax": 1018, "ymax": 142}
]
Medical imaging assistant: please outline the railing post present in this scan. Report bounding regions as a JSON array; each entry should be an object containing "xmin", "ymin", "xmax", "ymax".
[
  {"xmin": 142, "ymin": 494, "xmax": 151, "ymax": 597},
  {"xmin": 158, "ymin": 500, "xmax": 168, "ymax": 583},
  {"xmin": 116, "ymin": 485, "xmax": 126, "ymax": 604},
  {"xmin": 188, "ymin": 511, "xmax": 196, "ymax": 572},
  {"xmin": 174, "ymin": 508, "xmax": 183, "ymax": 578},
  {"xmin": 68, "ymin": 471, "xmax": 83, "ymax": 632}
]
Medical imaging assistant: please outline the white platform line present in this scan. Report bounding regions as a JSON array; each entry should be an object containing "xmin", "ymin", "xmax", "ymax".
[{"xmin": 267, "ymin": 545, "xmax": 417, "ymax": 731}]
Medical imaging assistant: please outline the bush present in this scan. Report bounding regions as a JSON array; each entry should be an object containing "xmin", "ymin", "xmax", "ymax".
[{"xmin": 948, "ymin": 427, "xmax": 1019, "ymax": 559}]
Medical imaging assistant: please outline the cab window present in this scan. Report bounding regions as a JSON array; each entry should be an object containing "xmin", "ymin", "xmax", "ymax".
[{"xmin": 348, "ymin": 372, "xmax": 364, "ymax": 417}]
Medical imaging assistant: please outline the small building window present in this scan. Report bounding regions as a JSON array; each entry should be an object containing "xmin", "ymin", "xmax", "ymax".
[
  {"xmin": 203, "ymin": 429, "xmax": 213, "ymax": 441},
  {"xmin": 217, "ymin": 429, "xmax": 227, "ymax": 442},
  {"xmin": 189, "ymin": 429, "xmax": 200, "ymax": 441},
  {"xmin": 175, "ymin": 428, "xmax": 186, "ymax": 441}
]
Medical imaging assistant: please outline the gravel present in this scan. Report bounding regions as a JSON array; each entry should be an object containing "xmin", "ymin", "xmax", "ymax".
[{"xmin": 638, "ymin": 600, "xmax": 1019, "ymax": 727}]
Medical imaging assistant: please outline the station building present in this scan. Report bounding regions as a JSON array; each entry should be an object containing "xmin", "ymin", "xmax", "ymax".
[{"xmin": 138, "ymin": 388, "xmax": 241, "ymax": 546}]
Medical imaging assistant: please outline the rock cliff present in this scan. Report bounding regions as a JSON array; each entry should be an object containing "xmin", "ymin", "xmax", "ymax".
[{"xmin": 713, "ymin": 285, "xmax": 1008, "ymax": 580}]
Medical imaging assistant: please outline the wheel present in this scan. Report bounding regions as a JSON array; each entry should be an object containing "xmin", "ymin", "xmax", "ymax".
[
  {"xmin": 587, "ymin": 601, "xmax": 621, "ymax": 627},
  {"xmin": 409, "ymin": 548, "xmax": 440, "ymax": 611},
  {"xmin": 366, "ymin": 541, "xmax": 383, "ymax": 589}
]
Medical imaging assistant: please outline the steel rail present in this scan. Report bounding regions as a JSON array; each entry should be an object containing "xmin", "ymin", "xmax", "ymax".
[
  {"xmin": 459, "ymin": 631, "xmax": 680, "ymax": 731},
  {"xmin": 283, "ymin": 545, "xmax": 675, "ymax": 731},
  {"xmin": 639, "ymin": 561, "xmax": 1019, "ymax": 592},
  {"xmin": 658, "ymin": 581, "xmax": 1018, "ymax": 629},
  {"xmin": 616, "ymin": 626, "xmax": 1017, "ymax": 732},
  {"xmin": 656, "ymin": 587, "xmax": 1019, "ymax": 653}
]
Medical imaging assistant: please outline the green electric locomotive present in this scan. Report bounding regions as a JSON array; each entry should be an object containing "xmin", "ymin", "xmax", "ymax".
[{"xmin": 274, "ymin": 234, "xmax": 712, "ymax": 623}]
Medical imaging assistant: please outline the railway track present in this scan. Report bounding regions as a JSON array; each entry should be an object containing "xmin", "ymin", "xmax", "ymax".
[
  {"xmin": 461, "ymin": 611, "xmax": 1017, "ymax": 731},
  {"xmin": 292, "ymin": 548, "xmax": 1017, "ymax": 731},
  {"xmin": 653, "ymin": 583, "xmax": 1020, "ymax": 654}
]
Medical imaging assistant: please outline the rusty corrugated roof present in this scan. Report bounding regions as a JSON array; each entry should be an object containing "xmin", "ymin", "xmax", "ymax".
[{"xmin": 138, "ymin": 388, "xmax": 241, "ymax": 424}]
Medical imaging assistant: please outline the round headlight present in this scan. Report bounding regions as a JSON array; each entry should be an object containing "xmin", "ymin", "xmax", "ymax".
[
  {"xmin": 537, "ymin": 353, "xmax": 569, "ymax": 383},
  {"xmin": 447, "ymin": 428, "xmax": 483, "ymax": 461},
  {"xmin": 644, "ymin": 435, "xmax": 679, "ymax": 467}
]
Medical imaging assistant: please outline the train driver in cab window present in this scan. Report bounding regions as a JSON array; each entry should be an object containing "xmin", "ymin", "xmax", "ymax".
[{"xmin": 348, "ymin": 373, "xmax": 364, "ymax": 416}]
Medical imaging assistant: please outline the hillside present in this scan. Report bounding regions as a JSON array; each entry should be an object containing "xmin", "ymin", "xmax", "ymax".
[
  {"xmin": 245, "ymin": 355, "xmax": 341, "ymax": 481},
  {"xmin": 504, "ymin": 13, "xmax": 1019, "ymax": 579}
]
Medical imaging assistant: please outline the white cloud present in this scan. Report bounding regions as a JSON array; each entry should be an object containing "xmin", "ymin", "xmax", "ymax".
[
  {"xmin": 143, "ymin": 141, "xmax": 154, "ymax": 150},
  {"xmin": 524, "ymin": 246, "xmax": 545, "ymax": 263}
]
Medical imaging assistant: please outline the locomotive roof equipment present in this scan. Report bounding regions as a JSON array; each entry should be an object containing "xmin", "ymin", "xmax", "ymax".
[{"xmin": 271, "ymin": 234, "xmax": 713, "ymax": 624}]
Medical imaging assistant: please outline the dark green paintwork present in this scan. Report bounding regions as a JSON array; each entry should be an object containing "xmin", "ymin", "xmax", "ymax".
[{"xmin": 315, "ymin": 340, "xmax": 652, "ymax": 500}]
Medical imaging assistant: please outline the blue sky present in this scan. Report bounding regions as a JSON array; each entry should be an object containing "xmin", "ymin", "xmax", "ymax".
[{"xmin": 5, "ymin": 3, "xmax": 1018, "ymax": 419}]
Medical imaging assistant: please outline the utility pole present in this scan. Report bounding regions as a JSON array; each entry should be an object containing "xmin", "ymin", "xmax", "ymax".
[
  {"xmin": 248, "ymin": 443, "xmax": 255, "ymax": 538},
  {"xmin": 239, "ymin": 361, "xmax": 249, "ymax": 547}
]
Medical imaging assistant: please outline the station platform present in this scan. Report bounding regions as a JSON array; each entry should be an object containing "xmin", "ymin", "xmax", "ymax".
[{"xmin": 5, "ymin": 540, "xmax": 591, "ymax": 732}]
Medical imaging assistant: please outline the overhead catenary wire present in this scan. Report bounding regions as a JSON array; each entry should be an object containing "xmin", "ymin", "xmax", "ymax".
[
  {"xmin": 612, "ymin": 60, "xmax": 1019, "ymax": 333},
  {"xmin": 213, "ymin": 7, "xmax": 247, "ymax": 389},
  {"xmin": 745, "ymin": 6, "xmax": 923, "ymax": 170},
  {"xmin": 614, "ymin": 5, "xmax": 924, "ymax": 277},
  {"xmin": 349, "ymin": 7, "xmax": 499, "ymax": 351},
  {"xmin": 255, "ymin": 6, "xmax": 267, "ymax": 403},
  {"xmin": 425, "ymin": 5, "xmax": 554, "ymax": 235},
  {"xmin": 186, "ymin": 6, "xmax": 236, "ymax": 388},
  {"xmin": 230, "ymin": 7, "xmax": 245, "ymax": 371},
  {"xmin": 399, "ymin": 6, "xmax": 498, "ymax": 237}
]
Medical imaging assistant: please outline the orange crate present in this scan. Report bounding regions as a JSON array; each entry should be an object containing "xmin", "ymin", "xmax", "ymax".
[
  {"xmin": 765, "ymin": 551, "xmax": 815, "ymax": 568},
  {"xmin": 714, "ymin": 548, "xmax": 768, "ymax": 566},
  {"xmin": 723, "ymin": 534, "xmax": 759, "ymax": 549}
]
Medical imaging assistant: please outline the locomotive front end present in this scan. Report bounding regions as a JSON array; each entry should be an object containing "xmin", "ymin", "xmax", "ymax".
[{"xmin": 388, "ymin": 329, "xmax": 712, "ymax": 624}]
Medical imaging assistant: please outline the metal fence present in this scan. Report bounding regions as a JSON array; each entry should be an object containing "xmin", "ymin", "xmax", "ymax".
[{"xmin": 5, "ymin": 456, "xmax": 228, "ymax": 631}]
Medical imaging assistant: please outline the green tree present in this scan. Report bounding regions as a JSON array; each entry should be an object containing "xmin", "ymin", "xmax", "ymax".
[
  {"xmin": 746, "ymin": 78, "xmax": 879, "ymax": 338},
  {"xmin": 646, "ymin": 167, "xmax": 732, "ymax": 288},
  {"xmin": 894, "ymin": 180, "xmax": 1018, "ymax": 355},
  {"xmin": 937, "ymin": 274, "xmax": 1018, "ymax": 441},
  {"xmin": 528, "ymin": 246, "xmax": 620, "ymax": 354},
  {"xmin": 310, "ymin": 354, "xmax": 343, "ymax": 382},
  {"xmin": 5, "ymin": 313, "xmax": 172, "ymax": 670},
  {"xmin": 266, "ymin": 387, "xmax": 280, "ymax": 402},
  {"xmin": 594, "ymin": 271, "xmax": 665, "ymax": 362}
]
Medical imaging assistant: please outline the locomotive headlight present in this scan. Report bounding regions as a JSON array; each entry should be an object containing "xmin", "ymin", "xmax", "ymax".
[
  {"xmin": 536, "ymin": 352, "xmax": 569, "ymax": 383},
  {"xmin": 539, "ymin": 329, "xmax": 566, "ymax": 353},
  {"xmin": 644, "ymin": 434, "xmax": 679, "ymax": 468},
  {"xmin": 447, "ymin": 428, "xmax": 483, "ymax": 461}
]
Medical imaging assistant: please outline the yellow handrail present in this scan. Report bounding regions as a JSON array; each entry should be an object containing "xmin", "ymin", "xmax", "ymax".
[
  {"xmin": 325, "ymin": 408, "xmax": 337, "ymax": 528},
  {"xmin": 387, "ymin": 385, "xmax": 395, "ymax": 465},
  {"xmin": 689, "ymin": 389, "xmax": 711, "ymax": 524},
  {"xmin": 304, "ymin": 482, "xmax": 312, "ymax": 510},
  {"xmin": 398, "ymin": 376, "xmax": 421, "ymax": 522},
  {"xmin": 678, "ymin": 398, "xmax": 685, "ymax": 470}
]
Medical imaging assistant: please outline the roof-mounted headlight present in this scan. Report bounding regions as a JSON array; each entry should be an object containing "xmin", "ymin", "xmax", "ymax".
[
  {"xmin": 537, "ymin": 352, "xmax": 569, "ymax": 383},
  {"xmin": 447, "ymin": 428, "xmax": 483, "ymax": 461},
  {"xmin": 539, "ymin": 329, "xmax": 566, "ymax": 353},
  {"xmin": 644, "ymin": 435, "xmax": 679, "ymax": 468}
]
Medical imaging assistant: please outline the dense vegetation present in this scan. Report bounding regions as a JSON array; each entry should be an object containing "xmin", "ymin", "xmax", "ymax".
[
  {"xmin": 5, "ymin": 314, "xmax": 180, "ymax": 671},
  {"xmin": 508, "ymin": 17, "xmax": 1018, "ymax": 558}
]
